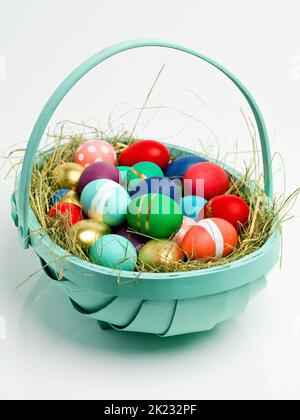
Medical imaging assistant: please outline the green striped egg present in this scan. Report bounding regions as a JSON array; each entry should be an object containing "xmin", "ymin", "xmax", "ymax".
[{"xmin": 127, "ymin": 193, "xmax": 183, "ymax": 239}]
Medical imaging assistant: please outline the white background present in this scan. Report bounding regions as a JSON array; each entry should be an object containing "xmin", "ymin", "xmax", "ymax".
[{"xmin": 1, "ymin": 0, "xmax": 300, "ymax": 401}]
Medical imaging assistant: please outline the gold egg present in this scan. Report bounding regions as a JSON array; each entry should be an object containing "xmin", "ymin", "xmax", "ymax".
[
  {"xmin": 60, "ymin": 190, "xmax": 82, "ymax": 208},
  {"xmin": 52, "ymin": 163, "xmax": 84, "ymax": 191},
  {"xmin": 71, "ymin": 220, "xmax": 111, "ymax": 249},
  {"xmin": 138, "ymin": 240, "xmax": 185, "ymax": 270}
]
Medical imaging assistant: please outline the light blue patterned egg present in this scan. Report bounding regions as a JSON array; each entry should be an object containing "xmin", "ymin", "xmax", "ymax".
[
  {"xmin": 180, "ymin": 195, "xmax": 207, "ymax": 221},
  {"xmin": 81, "ymin": 179, "xmax": 130, "ymax": 227}
]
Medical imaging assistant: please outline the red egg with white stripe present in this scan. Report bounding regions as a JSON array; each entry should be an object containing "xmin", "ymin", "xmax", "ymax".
[
  {"xmin": 182, "ymin": 217, "xmax": 238, "ymax": 260},
  {"xmin": 74, "ymin": 140, "xmax": 117, "ymax": 168},
  {"xmin": 174, "ymin": 216, "xmax": 196, "ymax": 246}
]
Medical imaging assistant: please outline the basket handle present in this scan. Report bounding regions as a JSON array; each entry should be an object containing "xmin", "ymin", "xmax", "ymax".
[{"xmin": 18, "ymin": 39, "xmax": 273, "ymax": 248}]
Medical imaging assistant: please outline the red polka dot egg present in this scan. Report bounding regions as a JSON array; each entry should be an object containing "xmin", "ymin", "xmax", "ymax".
[
  {"xmin": 74, "ymin": 140, "xmax": 117, "ymax": 168},
  {"xmin": 182, "ymin": 218, "xmax": 238, "ymax": 260}
]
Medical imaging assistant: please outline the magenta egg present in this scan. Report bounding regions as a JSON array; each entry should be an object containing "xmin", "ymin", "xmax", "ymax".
[{"xmin": 78, "ymin": 162, "xmax": 120, "ymax": 193}]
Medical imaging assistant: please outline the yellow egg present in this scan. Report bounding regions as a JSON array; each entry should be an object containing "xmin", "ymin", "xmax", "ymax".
[
  {"xmin": 138, "ymin": 240, "xmax": 185, "ymax": 270},
  {"xmin": 52, "ymin": 163, "xmax": 84, "ymax": 191},
  {"xmin": 71, "ymin": 220, "xmax": 111, "ymax": 249}
]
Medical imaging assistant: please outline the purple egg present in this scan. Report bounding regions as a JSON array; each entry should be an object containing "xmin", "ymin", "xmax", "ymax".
[
  {"xmin": 114, "ymin": 225, "xmax": 145, "ymax": 251},
  {"xmin": 78, "ymin": 162, "xmax": 120, "ymax": 193}
]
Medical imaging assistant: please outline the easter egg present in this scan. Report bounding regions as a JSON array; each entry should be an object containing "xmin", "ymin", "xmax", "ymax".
[
  {"xmin": 78, "ymin": 162, "xmax": 120, "ymax": 193},
  {"xmin": 184, "ymin": 162, "xmax": 229, "ymax": 200},
  {"xmin": 49, "ymin": 189, "xmax": 81, "ymax": 208},
  {"xmin": 74, "ymin": 139, "xmax": 117, "ymax": 168},
  {"xmin": 180, "ymin": 195, "xmax": 207, "ymax": 221},
  {"xmin": 127, "ymin": 194, "xmax": 183, "ymax": 239},
  {"xmin": 165, "ymin": 155, "xmax": 207, "ymax": 178},
  {"xmin": 52, "ymin": 163, "xmax": 84, "ymax": 191},
  {"xmin": 139, "ymin": 240, "xmax": 185, "ymax": 270},
  {"xmin": 48, "ymin": 202, "xmax": 84, "ymax": 226},
  {"xmin": 90, "ymin": 235, "xmax": 137, "ymax": 271},
  {"xmin": 81, "ymin": 179, "xmax": 130, "ymax": 227},
  {"xmin": 119, "ymin": 140, "xmax": 170, "ymax": 169},
  {"xmin": 206, "ymin": 195, "xmax": 250, "ymax": 230},
  {"xmin": 173, "ymin": 216, "xmax": 196, "ymax": 246},
  {"xmin": 114, "ymin": 225, "xmax": 145, "ymax": 251},
  {"xmin": 127, "ymin": 162, "xmax": 164, "ymax": 192},
  {"xmin": 71, "ymin": 220, "xmax": 111, "ymax": 249},
  {"xmin": 182, "ymin": 218, "xmax": 238, "ymax": 260},
  {"xmin": 118, "ymin": 166, "xmax": 130, "ymax": 187},
  {"xmin": 130, "ymin": 177, "xmax": 182, "ymax": 203}
]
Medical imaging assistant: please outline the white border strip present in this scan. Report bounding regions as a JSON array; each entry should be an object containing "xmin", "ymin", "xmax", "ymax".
[{"xmin": 197, "ymin": 219, "xmax": 224, "ymax": 258}]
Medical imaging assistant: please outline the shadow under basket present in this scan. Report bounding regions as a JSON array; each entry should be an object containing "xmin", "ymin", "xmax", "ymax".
[{"xmin": 11, "ymin": 40, "xmax": 281, "ymax": 337}]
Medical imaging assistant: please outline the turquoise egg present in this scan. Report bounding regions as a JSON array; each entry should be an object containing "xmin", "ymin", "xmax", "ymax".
[
  {"xmin": 127, "ymin": 161, "xmax": 164, "ymax": 193},
  {"xmin": 81, "ymin": 179, "xmax": 130, "ymax": 227},
  {"xmin": 90, "ymin": 234, "xmax": 137, "ymax": 271},
  {"xmin": 180, "ymin": 195, "xmax": 207, "ymax": 221}
]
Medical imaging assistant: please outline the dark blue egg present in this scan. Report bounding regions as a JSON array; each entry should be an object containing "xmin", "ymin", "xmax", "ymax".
[
  {"xmin": 49, "ymin": 189, "xmax": 71, "ymax": 207},
  {"xmin": 129, "ymin": 177, "xmax": 182, "ymax": 203},
  {"xmin": 49, "ymin": 188, "xmax": 82, "ymax": 209},
  {"xmin": 165, "ymin": 155, "xmax": 208, "ymax": 178}
]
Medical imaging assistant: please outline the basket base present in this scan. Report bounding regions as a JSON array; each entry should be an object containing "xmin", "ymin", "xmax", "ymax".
[
  {"xmin": 57, "ymin": 275, "xmax": 266, "ymax": 337},
  {"xmin": 98, "ymin": 321, "xmax": 113, "ymax": 330}
]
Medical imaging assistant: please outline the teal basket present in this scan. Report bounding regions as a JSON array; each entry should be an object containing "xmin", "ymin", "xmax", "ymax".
[{"xmin": 11, "ymin": 40, "xmax": 281, "ymax": 337}]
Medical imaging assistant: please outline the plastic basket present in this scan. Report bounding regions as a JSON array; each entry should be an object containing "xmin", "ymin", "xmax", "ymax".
[{"xmin": 11, "ymin": 40, "xmax": 281, "ymax": 337}]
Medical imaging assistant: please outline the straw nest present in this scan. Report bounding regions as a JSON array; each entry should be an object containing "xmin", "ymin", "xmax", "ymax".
[{"xmin": 27, "ymin": 128, "xmax": 296, "ymax": 274}]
